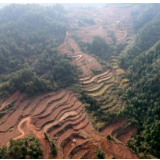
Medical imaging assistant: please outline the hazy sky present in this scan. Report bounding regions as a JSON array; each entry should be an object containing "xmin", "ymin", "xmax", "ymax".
[{"xmin": 0, "ymin": 3, "xmax": 106, "ymax": 8}]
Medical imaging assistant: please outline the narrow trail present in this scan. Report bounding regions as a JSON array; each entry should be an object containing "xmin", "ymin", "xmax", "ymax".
[
  {"xmin": 71, "ymin": 55, "xmax": 82, "ymax": 63},
  {"xmin": 9, "ymin": 117, "xmax": 50, "ymax": 159},
  {"xmin": 14, "ymin": 118, "xmax": 28, "ymax": 140}
]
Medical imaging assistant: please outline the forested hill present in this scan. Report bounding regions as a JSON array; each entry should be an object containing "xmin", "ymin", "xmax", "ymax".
[
  {"xmin": 0, "ymin": 4, "xmax": 67, "ymax": 74},
  {"xmin": 118, "ymin": 4, "xmax": 160, "ymax": 158},
  {"xmin": 0, "ymin": 4, "xmax": 78, "ymax": 97},
  {"xmin": 119, "ymin": 3, "xmax": 160, "ymax": 69}
]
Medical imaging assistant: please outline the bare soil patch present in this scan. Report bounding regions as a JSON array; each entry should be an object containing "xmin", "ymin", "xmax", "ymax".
[
  {"xmin": 116, "ymin": 126, "xmax": 136, "ymax": 145},
  {"xmin": 100, "ymin": 119, "xmax": 126, "ymax": 136}
]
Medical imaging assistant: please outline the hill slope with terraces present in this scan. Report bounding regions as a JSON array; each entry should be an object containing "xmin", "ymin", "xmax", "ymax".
[
  {"xmin": 0, "ymin": 87, "xmax": 137, "ymax": 159},
  {"xmin": 1, "ymin": 3, "xmax": 157, "ymax": 159}
]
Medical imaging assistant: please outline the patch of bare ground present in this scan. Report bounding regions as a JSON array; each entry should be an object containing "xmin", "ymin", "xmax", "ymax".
[
  {"xmin": 22, "ymin": 92, "xmax": 56, "ymax": 117},
  {"xmin": 31, "ymin": 92, "xmax": 56, "ymax": 116},
  {"xmin": 62, "ymin": 135, "xmax": 87, "ymax": 159},
  {"xmin": 32, "ymin": 90, "xmax": 73, "ymax": 129},
  {"xmin": 116, "ymin": 126, "xmax": 136, "ymax": 145},
  {"xmin": 101, "ymin": 137, "xmax": 138, "ymax": 159},
  {"xmin": 48, "ymin": 109, "xmax": 84, "ymax": 138},
  {"xmin": 99, "ymin": 119, "xmax": 126, "ymax": 136},
  {"xmin": 33, "ymin": 90, "xmax": 67, "ymax": 119},
  {"xmin": 0, "ymin": 91, "xmax": 20, "ymax": 111},
  {"xmin": 57, "ymin": 34, "xmax": 102, "ymax": 77},
  {"xmin": 0, "ymin": 129, "xmax": 21, "ymax": 147},
  {"xmin": 0, "ymin": 94, "xmax": 26, "ymax": 132}
]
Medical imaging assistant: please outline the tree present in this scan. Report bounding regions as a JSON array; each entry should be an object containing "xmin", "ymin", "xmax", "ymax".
[{"xmin": 96, "ymin": 148, "xmax": 105, "ymax": 159}]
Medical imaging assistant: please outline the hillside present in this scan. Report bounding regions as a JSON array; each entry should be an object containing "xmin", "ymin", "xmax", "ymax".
[
  {"xmin": 118, "ymin": 4, "xmax": 160, "ymax": 158},
  {"xmin": 0, "ymin": 3, "xmax": 160, "ymax": 159},
  {"xmin": 0, "ymin": 4, "xmax": 78, "ymax": 98}
]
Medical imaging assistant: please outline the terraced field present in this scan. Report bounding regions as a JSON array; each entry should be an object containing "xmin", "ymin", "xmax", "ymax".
[
  {"xmin": 78, "ymin": 56, "xmax": 130, "ymax": 129},
  {"xmin": 0, "ymin": 83, "xmax": 137, "ymax": 159}
]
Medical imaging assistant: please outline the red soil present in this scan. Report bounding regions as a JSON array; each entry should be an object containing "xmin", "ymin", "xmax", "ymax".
[
  {"xmin": 63, "ymin": 137, "xmax": 87, "ymax": 159},
  {"xmin": 0, "ymin": 129, "xmax": 21, "ymax": 147},
  {"xmin": 31, "ymin": 92, "xmax": 56, "ymax": 116},
  {"xmin": 100, "ymin": 119, "xmax": 126, "ymax": 136},
  {"xmin": 0, "ymin": 102, "xmax": 28, "ymax": 132},
  {"xmin": 73, "ymin": 114, "xmax": 89, "ymax": 131},
  {"xmin": 22, "ymin": 92, "xmax": 54, "ymax": 116},
  {"xmin": 71, "ymin": 148, "xmax": 89, "ymax": 159},
  {"xmin": 57, "ymin": 34, "xmax": 102, "ymax": 77},
  {"xmin": 0, "ymin": 112, "xmax": 12, "ymax": 125},
  {"xmin": 0, "ymin": 89, "xmax": 137, "ymax": 159},
  {"xmin": 0, "ymin": 94, "xmax": 26, "ymax": 131},
  {"xmin": 12, "ymin": 117, "xmax": 50, "ymax": 159},
  {"xmin": 0, "ymin": 91, "xmax": 20, "ymax": 111},
  {"xmin": 84, "ymin": 121, "xmax": 102, "ymax": 141},
  {"xmin": 55, "ymin": 100, "xmax": 81, "ymax": 120},
  {"xmin": 32, "ymin": 90, "xmax": 72, "ymax": 129},
  {"xmin": 101, "ymin": 137, "xmax": 137, "ymax": 159},
  {"xmin": 48, "ymin": 109, "xmax": 83, "ymax": 138},
  {"xmin": 116, "ymin": 126, "xmax": 136, "ymax": 145},
  {"xmin": 33, "ymin": 90, "xmax": 67, "ymax": 118}
]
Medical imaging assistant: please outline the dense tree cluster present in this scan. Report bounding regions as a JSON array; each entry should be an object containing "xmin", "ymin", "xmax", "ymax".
[
  {"xmin": 0, "ymin": 3, "xmax": 67, "ymax": 74},
  {"xmin": 79, "ymin": 91, "xmax": 101, "ymax": 111},
  {"xmin": 0, "ymin": 50, "xmax": 78, "ymax": 96},
  {"xmin": 73, "ymin": 35, "xmax": 127, "ymax": 61},
  {"xmin": 0, "ymin": 69, "xmax": 52, "ymax": 96},
  {"xmin": 0, "ymin": 4, "xmax": 78, "ymax": 97},
  {"xmin": 35, "ymin": 49, "xmax": 78, "ymax": 89},
  {"xmin": 119, "ymin": 7, "xmax": 160, "ymax": 69},
  {"xmin": 132, "ymin": 4, "xmax": 160, "ymax": 33},
  {"xmin": 0, "ymin": 136, "xmax": 43, "ymax": 159},
  {"xmin": 73, "ymin": 35, "xmax": 111, "ymax": 59},
  {"xmin": 118, "ymin": 5, "xmax": 160, "ymax": 158}
]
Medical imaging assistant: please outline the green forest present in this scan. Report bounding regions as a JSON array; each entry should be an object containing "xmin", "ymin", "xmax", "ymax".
[
  {"xmin": 0, "ymin": 4, "xmax": 78, "ymax": 97},
  {"xmin": 0, "ymin": 136, "xmax": 43, "ymax": 159},
  {"xmin": 118, "ymin": 4, "xmax": 160, "ymax": 158}
]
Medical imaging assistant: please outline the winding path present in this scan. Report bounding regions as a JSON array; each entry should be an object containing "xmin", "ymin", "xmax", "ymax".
[
  {"xmin": 8, "ymin": 117, "xmax": 50, "ymax": 159},
  {"xmin": 71, "ymin": 55, "xmax": 82, "ymax": 63}
]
